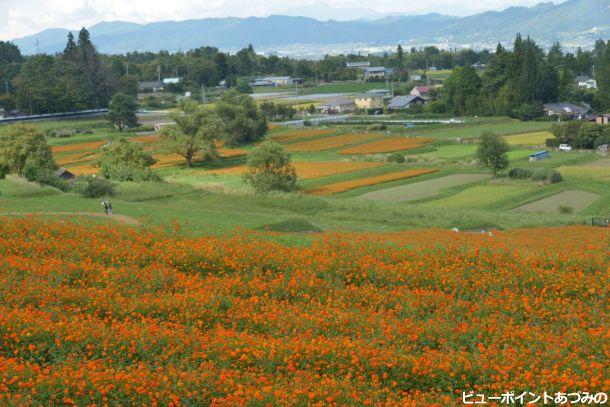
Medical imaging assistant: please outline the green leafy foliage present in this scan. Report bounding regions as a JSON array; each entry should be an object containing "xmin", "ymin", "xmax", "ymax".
[
  {"xmin": 216, "ymin": 89, "xmax": 267, "ymax": 146},
  {"xmin": 476, "ymin": 131, "xmax": 509, "ymax": 176},
  {"xmin": 244, "ymin": 141, "xmax": 297, "ymax": 193},
  {"xmin": 107, "ymin": 93, "xmax": 139, "ymax": 131},
  {"xmin": 73, "ymin": 176, "xmax": 115, "ymax": 198},
  {"xmin": 162, "ymin": 100, "xmax": 224, "ymax": 167},
  {"xmin": 0, "ymin": 123, "xmax": 56, "ymax": 176}
]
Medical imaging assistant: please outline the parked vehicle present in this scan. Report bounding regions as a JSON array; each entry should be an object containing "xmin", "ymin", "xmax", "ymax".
[{"xmin": 559, "ymin": 144, "xmax": 572, "ymax": 151}]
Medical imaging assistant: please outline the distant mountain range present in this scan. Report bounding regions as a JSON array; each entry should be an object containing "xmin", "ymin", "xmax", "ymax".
[{"xmin": 10, "ymin": 0, "xmax": 610, "ymax": 56}]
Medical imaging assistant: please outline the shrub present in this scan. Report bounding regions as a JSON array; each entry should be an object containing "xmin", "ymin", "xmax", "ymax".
[
  {"xmin": 531, "ymin": 168, "xmax": 549, "ymax": 182},
  {"xmin": 387, "ymin": 152, "xmax": 406, "ymax": 163},
  {"xmin": 545, "ymin": 138, "xmax": 560, "ymax": 148},
  {"xmin": 508, "ymin": 167, "xmax": 533, "ymax": 179},
  {"xmin": 100, "ymin": 163, "xmax": 161, "ymax": 182},
  {"xmin": 558, "ymin": 205, "xmax": 573, "ymax": 214},
  {"xmin": 73, "ymin": 176, "xmax": 115, "ymax": 198},
  {"xmin": 367, "ymin": 123, "xmax": 387, "ymax": 131},
  {"xmin": 0, "ymin": 162, "xmax": 9, "ymax": 179},
  {"xmin": 547, "ymin": 170, "xmax": 563, "ymax": 184},
  {"xmin": 244, "ymin": 141, "xmax": 297, "ymax": 193}
]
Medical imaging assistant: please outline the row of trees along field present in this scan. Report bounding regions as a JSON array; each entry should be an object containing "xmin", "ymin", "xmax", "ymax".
[
  {"xmin": 1, "ymin": 28, "xmax": 609, "ymax": 115},
  {"xmin": 438, "ymin": 35, "xmax": 610, "ymax": 117}
]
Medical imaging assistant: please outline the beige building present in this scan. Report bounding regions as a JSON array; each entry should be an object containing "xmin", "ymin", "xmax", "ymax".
[{"xmin": 354, "ymin": 94, "xmax": 384, "ymax": 110}]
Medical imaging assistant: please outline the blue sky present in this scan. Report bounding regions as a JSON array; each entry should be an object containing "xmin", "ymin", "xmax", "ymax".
[{"xmin": 1, "ymin": 0, "xmax": 560, "ymax": 40}]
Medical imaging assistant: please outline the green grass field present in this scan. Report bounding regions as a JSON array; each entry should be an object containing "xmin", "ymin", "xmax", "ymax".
[
  {"xmin": 358, "ymin": 173, "xmax": 490, "ymax": 202},
  {"xmin": 515, "ymin": 190, "xmax": 600, "ymax": 214},
  {"xmin": 1, "ymin": 116, "xmax": 607, "ymax": 235}
]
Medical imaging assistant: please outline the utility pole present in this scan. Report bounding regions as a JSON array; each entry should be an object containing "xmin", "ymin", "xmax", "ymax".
[
  {"xmin": 126, "ymin": 62, "xmax": 129, "ymax": 75},
  {"xmin": 157, "ymin": 65, "xmax": 161, "ymax": 82},
  {"xmin": 202, "ymin": 83, "xmax": 206, "ymax": 104}
]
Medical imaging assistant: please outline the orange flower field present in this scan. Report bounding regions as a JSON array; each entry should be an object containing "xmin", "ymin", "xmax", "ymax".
[
  {"xmin": 339, "ymin": 137, "xmax": 433, "ymax": 154},
  {"xmin": 0, "ymin": 218, "xmax": 607, "ymax": 406},
  {"xmin": 306, "ymin": 168, "xmax": 438, "ymax": 195},
  {"xmin": 207, "ymin": 161, "xmax": 386, "ymax": 179},
  {"xmin": 285, "ymin": 133, "xmax": 383, "ymax": 152}
]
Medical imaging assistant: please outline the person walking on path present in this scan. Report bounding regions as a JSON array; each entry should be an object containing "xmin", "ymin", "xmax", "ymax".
[{"xmin": 101, "ymin": 200, "xmax": 112, "ymax": 215}]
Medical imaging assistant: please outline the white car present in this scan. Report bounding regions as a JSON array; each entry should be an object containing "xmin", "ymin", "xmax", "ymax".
[{"xmin": 559, "ymin": 144, "xmax": 572, "ymax": 151}]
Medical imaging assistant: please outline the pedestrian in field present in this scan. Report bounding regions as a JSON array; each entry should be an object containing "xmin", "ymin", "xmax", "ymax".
[
  {"xmin": 107, "ymin": 201, "xmax": 112, "ymax": 215},
  {"xmin": 101, "ymin": 200, "xmax": 110, "ymax": 215}
]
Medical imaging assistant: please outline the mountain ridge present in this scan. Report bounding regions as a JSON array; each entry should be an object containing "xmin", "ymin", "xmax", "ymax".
[{"xmin": 10, "ymin": 0, "xmax": 609, "ymax": 56}]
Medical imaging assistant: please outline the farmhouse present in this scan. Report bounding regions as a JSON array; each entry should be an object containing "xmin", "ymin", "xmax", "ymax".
[
  {"xmin": 542, "ymin": 102, "xmax": 589, "ymax": 120},
  {"xmin": 346, "ymin": 61, "xmax": 370, "ymax": 69},
  {"xmin": 138, "ymin": 81, "xmax": 164, "ymax": 92},
  {"xmin": 574, "ymin": 76, "xmax": 597, "ymax": 90},
  {"xmin": 364, "ymin": 67, "xmax": 388, "ymax": 80},
  {"xmin": 410, "ymin": 85, "xmax": 435, "ymax": 102},
  {"xmin": 595, "ymin": 114, "xmax": 610, "ymax": 125},
  {"xmin": 320, "ymin": 97, "xmax": 356, "ymax": 114},
  {"xmin": 354, "ymin": 94, "xmax": 384, "ymax": 110},
  {"xmin": 387, "ymin": 95, "xmax": 425, "ymax": 111},
  {"xmin": 471, "ymin": 62, "xmax": 486, "ymax": 70}
]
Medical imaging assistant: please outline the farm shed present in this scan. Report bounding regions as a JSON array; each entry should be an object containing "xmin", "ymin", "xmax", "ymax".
[
  {"xmin": 55, "ymin": 168, "xmax": 75, "ymax": 181},
  {"xmin": 388, "ymin": 95, "xmax": 425, "ymax": 111},
  {"xmin": 320, "ymin": 97, "xmax": 356, "ymax": 114},
  {"xmin": 529, "ymin": 150, "xmax": 550, "ymax": 161}
]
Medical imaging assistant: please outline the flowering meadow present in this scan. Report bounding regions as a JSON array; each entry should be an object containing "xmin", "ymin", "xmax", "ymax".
[
  {"xmin": 339, "ymin": 137, "xmax": 433, "ymax": 155},
  {"xmin": 285, "ymin": 133, "xmax": 382, "ymax": 152},
  {"xmin": 0, "ymin": 218, "xmax": 607, "ymax": 406},
  {"xmin": 208, "ymin": 161, "xmax": 385, "ymax": 179},
  {"xmin": 306, "ymin": 168, "xmax": 438, "ymax": 195}
]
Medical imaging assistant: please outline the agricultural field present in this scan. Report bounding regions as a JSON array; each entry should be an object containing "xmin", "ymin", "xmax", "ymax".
[
  {"xmin": 339, "ymin": 137, "xmax": 433, "ymax": 154},
  {"xmin": 428, "ymin": 184, "xmax": 536, "ymax": 209},
  {"xmin": 503, "ymin": 130, "xmax": 553, "ymax": 145},
  {"xmin": 516, "ymin": 190, "xmax": 601, "ymax": 214},
  {"xmin": 0, "ymin": 218, "xmax": 606, "ymax": 405},
  {"xmin": 1, "ymin": 115, "xmax": 608, "ymax": 234},
  {"xmin": 359, "ymin": 173, "xmax": 490, "ymax": 202}
]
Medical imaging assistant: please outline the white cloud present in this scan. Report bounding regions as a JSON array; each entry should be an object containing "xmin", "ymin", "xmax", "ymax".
[{"xmin": 0, "ymin": 0, "xmax": 560, "ymax": 40}]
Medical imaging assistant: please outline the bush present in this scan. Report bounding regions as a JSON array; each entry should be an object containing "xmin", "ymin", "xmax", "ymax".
[
  {"xmin": 508, "ymin": 167, "xmax": 533, "ymax": 179},
  {"xmin": 547, "ymin": 170, "xmax": 563, "ymax": 184},
  {"xmin": 531, "ymin": 168, "xmax": 548, "ymax": 182},
  {"xmin": 73, "ymin": 176, "xmax": 115, "ymax": 198},
  {"xmin": 558, "ymin": 205, "xmax": 574, "ymax": 214},
  {"xmin": 244, "ymin": 141, "xmax": 297, "ymax": 193},
  {"xmin": 100, "ymin": 163, "xmax": 161, "ymax": 182},
  {"xmin": 367, "ymin": 123, "xmax": 387, "ymax": 131},
  {"xmin": 0, "ymin": 162, "xmax": 9, "ymax": 179},
  {"xmin": 387, "ymin": 152, "xmax": 406, "ymax": 163},
  {"xmin": 545, "ymin": 138, "xmax": 559, "ymax": 148}
]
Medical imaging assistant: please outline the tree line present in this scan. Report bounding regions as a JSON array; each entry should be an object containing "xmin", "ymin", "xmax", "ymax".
[
  {"xmin": 1, "ymin": 29, "xmax": 609, "ymax": 116},
  {"xmin": 437, "ymin": 35, "xmax": 610, "ymax": 117}
]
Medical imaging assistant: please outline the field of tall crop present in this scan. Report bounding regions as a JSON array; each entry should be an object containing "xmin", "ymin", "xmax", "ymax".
[{"xmin": 0, "ymin": 218, "xmax": 606, "ymax": 406}]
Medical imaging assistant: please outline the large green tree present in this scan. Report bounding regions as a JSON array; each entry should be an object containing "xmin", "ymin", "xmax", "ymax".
[
  {"xmin": 476, "ymin": 131, "xmax": 509, "ymax": 177},
  {"xmin": 443, "ymin": 65, "xmax": 482, "ymax": 115},
  {"xmin": 108, "ymin": 93, "xmax": 138, "ymax": 131},
  {"xmin": 216, "ymin": 89, "xmax": 267, "ymax": 146},
  {"xmin": 161, "ymin": 100, "xmax": 224, "ymax": 167},
  {"xmin": 0, "ymin": 124, "xmax": 56, "ymax": 175}
]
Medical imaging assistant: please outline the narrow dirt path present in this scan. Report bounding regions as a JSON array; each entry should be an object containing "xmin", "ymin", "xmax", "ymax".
[{"xmin": 1, "ymin": 212, "xmax": 141, "ymax": 226}]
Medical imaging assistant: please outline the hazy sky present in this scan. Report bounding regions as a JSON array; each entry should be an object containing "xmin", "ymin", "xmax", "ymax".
[{"xmin": 1, "ymin": 0, "xmax": 560, "ymax": 40}]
